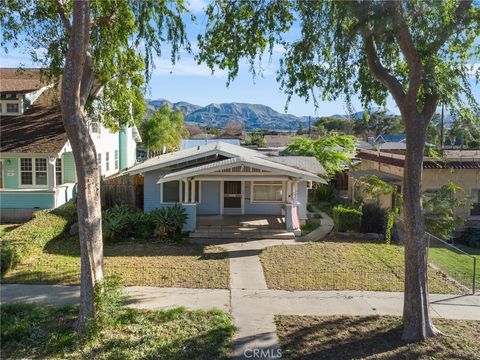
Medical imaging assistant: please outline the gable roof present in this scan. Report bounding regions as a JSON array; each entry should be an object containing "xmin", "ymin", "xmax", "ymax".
[
  {"xmin": 0, "ymin": 68, "xmax": 47, "ymax": 93},
  {"xmin": 0, "ymin": 88, "xmax": 67, "ymax": 154},
  {"xmin": 129, "ymin": 141, "xmax": 267, "ymax": 174},
  {"xmin": 129, "ymin": 141, "xmax": 327, "ymax": 183},
  {"xmin": 157, "ymin": 156, "xmax": 325, "ymax": 183}
]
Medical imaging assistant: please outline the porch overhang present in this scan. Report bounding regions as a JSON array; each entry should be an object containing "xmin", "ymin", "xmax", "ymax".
[{"xmin": 156, "ymin": 156, "xmax": 326, "ymax": 184}]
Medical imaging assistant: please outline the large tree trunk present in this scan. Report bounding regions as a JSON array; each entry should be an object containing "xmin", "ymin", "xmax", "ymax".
[
  {"xmin": 401, "ymin": 110, "xmax": 438, "ymax": 341},
  {"xmin": 61, "ymin": 0, "xmax": 104, "ymax": 332}
]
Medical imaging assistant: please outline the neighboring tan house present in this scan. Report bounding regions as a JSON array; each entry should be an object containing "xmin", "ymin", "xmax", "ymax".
[
  {"xmin": 264, "ymin": 134, "xmax": 295, "ymax": 148},
  {"xmin": 348, "ymin": 148, "xmax": 480, "ymax": 221},
  {"xmin": 0, "ymin": 68, "xmax": 141, "ymax": 222},
  {"xmin": 128, "ymin": 142, "xmax": 326, "ymax": 235}
]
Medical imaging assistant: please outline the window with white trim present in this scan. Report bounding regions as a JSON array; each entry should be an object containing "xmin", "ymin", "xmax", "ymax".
[
  {"xmin": 35, "ymin": 158, "xmax": 47, "ymax": 185},
  {"xmin": 105, "ymin": 152, "xmax": 110, "ymax": 171},
  {"xmin": 20, "ymin": 158, "xmax": 33, "ymax": 185},
  {"xmin": 252, "ymin": 181, "xmax": 284, "ymax": 202},
  {"xmin": 114, "ymin": 150, "xmax": 119, "ymax": 170},
  {"xmin": 20, "ymin": 158, "xmax": 48, "ymax": 186},
  {"xmin": 6, "ymin": 103, "xmax": 19, "ymax": 113},
  {"xmin": 56, "ymin": 158, "xmax": 62, "ymax": 185},
  {"xmin": 162, "ymin": 181, "xmax": 180, "ymax": 203}
]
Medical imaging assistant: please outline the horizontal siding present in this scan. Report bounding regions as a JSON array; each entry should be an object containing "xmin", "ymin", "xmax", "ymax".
[
  {"xmin": 3, "ymin": 158, "xmax": 19, "ymax": 189},
  {"xmin": 0, "ymin": 192, "xmax": 54, "ymax": 209},
  {"xmin": 197, "ymin": 181, "xmax": 220, "ymax": 215},
  {"xmin": 143, "ymin": 169, "xmax": 166, "ymax": 212}
]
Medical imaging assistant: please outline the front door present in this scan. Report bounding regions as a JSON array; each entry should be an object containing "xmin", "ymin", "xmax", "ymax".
[{"xmin": 223, "ymin": 181, "xmax": 242, "ymax": 214}]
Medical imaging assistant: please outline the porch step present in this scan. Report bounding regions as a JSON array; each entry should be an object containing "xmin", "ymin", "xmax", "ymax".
[
  {"xmin": 196, "ymin": 225, "xmax": 285, "ymax": 231},
  {"xmin": 189, "ymin": 228, "xmax": 296, "ymax": 240}
]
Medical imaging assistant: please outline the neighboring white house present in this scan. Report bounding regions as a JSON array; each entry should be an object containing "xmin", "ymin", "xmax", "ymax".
[{"xmin": 0, "ymin": 68, "xmax": 141, "ymax": 222}]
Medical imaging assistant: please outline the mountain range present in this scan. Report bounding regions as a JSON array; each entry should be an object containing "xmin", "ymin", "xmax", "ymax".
[
  {"xmin": 148, "ymin": 99, "xmax": 312, "ymax": 130},
  {"xmin": 148, "ymin": 99, "xmax": 453, "ymax": 130}
]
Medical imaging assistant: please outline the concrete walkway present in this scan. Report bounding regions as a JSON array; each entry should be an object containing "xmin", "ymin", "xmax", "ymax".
[{"xmin": 3, "ymin": 213, "xmax": 479, "ymax": 359}]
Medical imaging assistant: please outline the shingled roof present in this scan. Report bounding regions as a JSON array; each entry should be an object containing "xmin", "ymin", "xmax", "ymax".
[
  {"xmin": 0, "ymin": 88, "xmax": 67, "ymax": 154},
  {"xmin": 0, "ymin": 68, "xmax": 47, "ymax": 93}
]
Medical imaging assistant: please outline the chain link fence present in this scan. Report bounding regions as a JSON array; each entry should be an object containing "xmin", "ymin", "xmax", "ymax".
[{"xmin": 395, "ymin": 217, "xmax": 478, "ymax": 294}]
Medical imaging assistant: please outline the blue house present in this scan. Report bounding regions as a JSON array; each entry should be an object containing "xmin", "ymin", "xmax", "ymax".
[
  {"xmin": 128, "ymin": 142, "xmax": 326, "ymax": 236},
  {"xmin": 0, "ymin": 68, "xmax": 140, "ymax": 222}
]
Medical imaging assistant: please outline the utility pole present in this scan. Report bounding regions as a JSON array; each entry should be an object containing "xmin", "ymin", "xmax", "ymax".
[
  {"xmin": 308, "ymin": 116, "xmax": 311, "ymax": 135},
  {"xmin": 440, "ymin": 103, "xmax": 444, "ymax": 155}
]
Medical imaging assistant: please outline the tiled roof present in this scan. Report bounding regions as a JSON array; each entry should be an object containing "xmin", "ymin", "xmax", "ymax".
[
  {"xmin": 0, "ymin": 88, "xmax": 66, "ymax": 154},
  {"xmin": 356, "ymin": 152, "xmax": 480, "ymax": 169},
  {"xmin": 0, "ymin": 68, "xmax": 47, "ymax": 93}
]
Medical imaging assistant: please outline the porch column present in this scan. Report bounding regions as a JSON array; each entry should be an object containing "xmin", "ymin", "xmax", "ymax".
[
  {"xmin": 179, "ymin": 179, "xmax": 183, "ymax": 203},
  {"xmin": 191, "ymin": 179, "xmax": 196, "ymax": 203},
  {"xmin": 286, "ymin": 180, "xmax": 292, "ymax": 203},
  {"xmin": 184, "ymin": 179, "xmax": 189, "ymax": 203},
  {"xmin": 48, "ymin": 157, "xmax": 56, "ymax": 191}
]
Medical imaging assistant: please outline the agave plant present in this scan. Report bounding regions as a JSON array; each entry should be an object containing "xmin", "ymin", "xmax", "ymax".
[{"xmin": 150, "ymin": 205, "xmax": 188, "ymax": 239}]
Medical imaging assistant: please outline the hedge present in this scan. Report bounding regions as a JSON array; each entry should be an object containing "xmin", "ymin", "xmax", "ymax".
[
  {"xmin": 332, "ymin": 205, "xmax": 362, "ymax": 232},
  {"xmin": 0, "ymin": 201, "xmax": 77, "ymax": 276}
]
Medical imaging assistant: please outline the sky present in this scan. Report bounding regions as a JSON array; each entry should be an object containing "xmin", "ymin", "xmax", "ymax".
[{"xmin": 1, "ymin": 1, "xmax": 478, "ymax": 118}]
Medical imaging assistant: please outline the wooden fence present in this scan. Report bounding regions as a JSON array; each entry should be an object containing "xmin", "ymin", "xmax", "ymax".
[{"xmin": 101, "ymin": 174, "xmax": 144, "ymax": 210}]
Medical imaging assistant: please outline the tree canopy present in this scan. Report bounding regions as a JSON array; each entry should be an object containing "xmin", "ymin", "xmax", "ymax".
[
  {"xmin": 1, "ymin": 0, "xmax": 190, "ymax": 128},
  {"xmin": 286, "ymin": 134, "xmax": 356, "ymax": 178},
  {"xmin": 142, "ymin": 105, "xmax": 188, "ymax": 155}
]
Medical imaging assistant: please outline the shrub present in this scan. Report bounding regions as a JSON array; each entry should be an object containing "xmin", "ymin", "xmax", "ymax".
[
  {"xmin": 360, "ymin": 203, "xmax": 388, "ymax": 234},
  {"xmin": 457, "ymin": 228, "xmax": 480, "ymax": 249},
  {"xmin": 128, "ymin": 212, "xmax": 155, "ymax": 239},
  {"xmin": 102, "ymin": 204, "xmax": 132, "ymax": 241},
  {"xmin": 150, "ymin": 205, "xmax": 188, "ymax": 239},
  {"xmin": 314, "ymin": 184, "xmax": 335, "ymax": 202},
  {"xmin": 1, "ymin": 201, "xmax": 77, "ymax": 276},
  {"xmin": 332, "ymin": 205, "xmax": 362, "ymax": 232}
]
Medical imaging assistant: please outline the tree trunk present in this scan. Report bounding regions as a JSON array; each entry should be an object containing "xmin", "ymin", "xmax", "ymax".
[
  {"xmin": 401, "ymin": 110, "xmax": 439, "ymax": 341},
  {"xmin": 61, "ymin": 0, "xmax": 104, "ymax": 332}
]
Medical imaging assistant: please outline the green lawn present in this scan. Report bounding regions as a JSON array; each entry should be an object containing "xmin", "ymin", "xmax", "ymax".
[
  {"xmin": 0, "ymin": 224, "xmax": 20, "ymax": 238},
  {"xmin": 260, "ymin": 238, "xmax": 465, "ymax": 294},
  {"xmin": 428, "ymin": 244, "xmax": 479, "ymax": 289},
  {"xmin": 301, "ymin": 221, "xmax": 320, "ymax": 236},
  {"xmin": 1, "ymin": 303, "xmax": 234, "ymax": 359},
  {"xmin": 2, "ymin": 236, "xmax": 229, "ymax": 289},
  {"xmin": 276, "ymin": 315, "xmax": 480, "ymax": 360}
]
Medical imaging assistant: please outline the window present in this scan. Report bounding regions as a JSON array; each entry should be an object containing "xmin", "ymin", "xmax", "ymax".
[
  {"xmin": 6, "ymin": 103, "xmax": 19, "ymax": 113},
  {"xmin": 56, "ymin": 158, "xmax": 62, "ymax": 185},
  {"xmin": 162, "ymin": 181, "xmax": 179, "ymax": 203},
  {"xmin": 252, "ymin": 181, "xmax": 284, "ymax": 202},
  {"xmin": 20, "ymin": 158, "xmax": 33, "ymax": 185},
  {"xmin": 97, "ymin": 153, "xmax": 102, "ymax": 174},
  {"xmin": 114, "ymin": 150, "xmax": 119, "ymax": 170},
  {"xmin": 105, "ymin": 152, "xmax": 110, "ymax": 171},
  {"xmin": 91, "ymin": 121, "xmax": 100, "ymax": 134},
  {"xmin": 35, "ymin": 159, "xmax": 47, "ymax": 185},
  {"xmin": 20, "ymin": 158, "xmax": 48, "ymax": 186}
]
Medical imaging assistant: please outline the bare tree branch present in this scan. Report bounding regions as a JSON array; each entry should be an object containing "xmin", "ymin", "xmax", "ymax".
[
  {"xmin": 54, "ymin": 0, "xmax": 72, "ymax": 35},
  {"xmin": 388, "ymin": 1, "xmax": 422, "ymax": 105},
  {"xmin": 362, "ymin": 31, "xmax": 405, "ymax": 107}
]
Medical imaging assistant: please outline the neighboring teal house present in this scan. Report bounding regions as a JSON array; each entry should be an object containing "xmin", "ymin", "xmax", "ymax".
[{"xmin": 0, "ymin": 68, "xmax": 141, "ymax": 222}]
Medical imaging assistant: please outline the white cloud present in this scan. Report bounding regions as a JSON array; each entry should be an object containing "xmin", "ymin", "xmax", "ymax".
[{"xmin": 466, "ymin": 63, "xmax": 479, "ymax": 76}]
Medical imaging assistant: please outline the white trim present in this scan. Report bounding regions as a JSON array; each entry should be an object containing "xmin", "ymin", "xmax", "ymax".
[
  {"xmin": 220, "ymin": 180, "xmax": 224, "ymax": 215},
  {"xmin": 241, "ymin": 181, "xmax": 245, "ymax": 215},
  {"xmin": 17, "ymin": 157, "xmax": 50, "ymax": 189},
  {"xmin": 160, "ymin": 180, "xmax": 182, "ymax": 204},
  {"xmin": 0, "ymin": 159, "xmax": 3, "ymax": 189}
]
